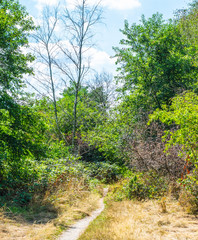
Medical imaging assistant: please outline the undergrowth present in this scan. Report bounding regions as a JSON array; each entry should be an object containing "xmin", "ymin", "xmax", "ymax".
[
  {"xmin": 0, "ymin": 167, "xmax": 101, "ymax": 240},
  {"xmin": 106, "ymin": 171, "xmax": 169, "ymax": 202},
  {"xmin": 178, "ymin": 171, "xmax": 198, "ymax": 214}
]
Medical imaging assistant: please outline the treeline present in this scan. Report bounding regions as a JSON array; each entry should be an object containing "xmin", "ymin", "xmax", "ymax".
[{"xmin": 0, "ymin": 0, "xmax": 198, "ymax": 209}]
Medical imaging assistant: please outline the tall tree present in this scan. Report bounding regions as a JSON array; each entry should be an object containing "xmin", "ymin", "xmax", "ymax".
[
  {"xmin": 114, "ymin": 13, "xmax": 197, "ymax": 110},
  {"xmin": 0, "ymin": 0, "xmax": 35, "ymax": 96},
  {"xmin": 88, "ymin": 72, "xmax": 116, "ymax": 111},
  {"xmin": 31, "ymin": 6, "xmax": 68, "ymax": 144},
  {"xmin": 176, "ymin": 0, "xmax": 198, "ymax": 68},
  {"xmin": 55, "ymin": 0, "xmax": 102, "ymax": 152},
  {"xmin": 0, "ymin": 0, "xmax": 47, "ymax": 183}
]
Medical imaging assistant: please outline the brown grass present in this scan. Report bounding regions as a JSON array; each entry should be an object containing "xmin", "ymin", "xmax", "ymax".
[
  {"xmin": 0, "ymin": 177, "xmax": 100, "ymax": 240},
  {"xmin": 79, "ymin": 198, "xmax": 198, "ymax": 240}
]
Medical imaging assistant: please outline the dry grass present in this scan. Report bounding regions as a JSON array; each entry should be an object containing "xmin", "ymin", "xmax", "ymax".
[
  {"xmin": 0, "ymin": 177, "xmax": 101, "ymax": 240},
  {"xmin": 79, "ymin": 198, "xmax": 198, "ymax": 240}
]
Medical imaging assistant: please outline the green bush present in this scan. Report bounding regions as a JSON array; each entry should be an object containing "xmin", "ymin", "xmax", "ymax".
[
  {"xmin": 125, "ymin": 175, "xmax": 146, "ymax": 200},
  {"xmin": 149, "ymin": 92, "xmax": 198, "ymax": 166},
  {"xmin": 125, "ymin": 172, "xmax": 168, "ymax": 200},
  {"xmin": 179, "ymin": 172, "xmax": 198, "ymax": 213},
  {"xmin": 0, "ymin": 155, "xmax": 77, "ymax": 205},
  {"xmin": 108, "ymin": 171, "xmax": 169, "ymax": 201},
  {"xmin": 84, "ymin": 162, "xmax": 123, "ymax": 183}
]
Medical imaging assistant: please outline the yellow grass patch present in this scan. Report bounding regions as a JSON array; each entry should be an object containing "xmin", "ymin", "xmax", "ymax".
[
  {"xmin": 79, "ymin": 199, "xmax": 198, "ymax": 240},
  {"xmin": 0, "ymin": 177, "xmax": 100, "ymax": 240}
]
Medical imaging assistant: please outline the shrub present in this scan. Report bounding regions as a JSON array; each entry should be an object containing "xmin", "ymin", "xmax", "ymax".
[
  {"xmin": 108, "ymin": 171, "xmax": 169, "ymax": 202},
  {"xmin": 0, "ymin": 155, "xmax": 77, "ymax": 205},
  {"xmin": 149, "ymin": 92, "xmax": 198, "ymax": 168},
  {"xmin": 179, "ymin": 172, "xmax": 198, "ymax": 214},
  {"xmin": 124, "ymin": 172, "xmax": 168, "ymax": 200},
  {"xmin": 84, "ymin": 162, "xmax": 123, "ymax": 183}
]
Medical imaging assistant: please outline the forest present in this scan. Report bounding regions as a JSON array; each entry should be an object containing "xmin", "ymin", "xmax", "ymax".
[{"xmin": 0, "ymin": 0, "xmax": 198, "ymax": 239}]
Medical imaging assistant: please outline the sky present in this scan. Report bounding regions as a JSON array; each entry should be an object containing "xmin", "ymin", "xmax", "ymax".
[{"xmin": 19, "ymin": 0, "xmax": 192, "ymax": 85}]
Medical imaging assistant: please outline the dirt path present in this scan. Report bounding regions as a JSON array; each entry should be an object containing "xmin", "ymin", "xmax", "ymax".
[{"xmin": 58, "ymin": 188, "xmax": 108, "ymax": 240}]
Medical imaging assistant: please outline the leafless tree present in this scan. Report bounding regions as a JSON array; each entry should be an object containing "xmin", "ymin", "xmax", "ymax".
[
  {"xmin": 87, "ymin": 71, "xmax": 116, "ymax": 110},
  {"xmin": 30, "ymin": 6, "xmax": 68, "ymax": 144},
  {"xmin": 54, "ymin": 0, "xmax": 103, "ymax": 152}
]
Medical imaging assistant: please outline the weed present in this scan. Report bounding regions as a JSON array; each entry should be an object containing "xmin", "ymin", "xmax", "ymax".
[{"xmin": 159, "ymin": 197, "xmax": 167, "ymax": 213}]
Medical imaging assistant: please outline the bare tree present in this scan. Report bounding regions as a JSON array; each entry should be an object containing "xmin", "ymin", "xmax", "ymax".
[
  {"xmin": 30, "ymin": 6, "xmax": 68, "ymax": 144},
  {"xmin": 55, "ymin": 0, "xmax": 103, "ymax": 152},
  {"xmin": 88, "ymin": 71, "xmax": 116, "ymax": 110}
]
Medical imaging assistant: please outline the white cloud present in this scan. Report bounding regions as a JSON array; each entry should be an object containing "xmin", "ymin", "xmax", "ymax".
[
  {"xmin": 34, "ymin": 0, "xmax": 60, "ymax": 11},
  {"xmin": 89, "ymin": 48, "xmax": 116, "ymax": 73},
  {"xmin": 36, "ymin": 0, "xmax": 59, "ymax": 5},
  {"xmin": 34, "ymin": 0, "xmax": 141, "ymax": 12},
  {"xmin": 102, "ymin": 0, "xmax": 141, "ymax": 10},
  {"xmin": 66, "ymin": 0, "xmax": 141, "ymax": 10},
  {"xmin": 51, "ymin": 40, "xmax": 116, "ymax": 74}
]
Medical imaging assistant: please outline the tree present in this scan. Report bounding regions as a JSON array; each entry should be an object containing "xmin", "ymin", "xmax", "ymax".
[
  {"xmin": 55, "ymin": 0, "xmax": 102, "ymax": 152},
  {"xmin": 176, "ymin": 0, "xmax": 198, "ymax": 68},
  {"xmin": 31, "ymin": 6, "xmax": 68, "ymax": 144},
  {"xmin": 87, "ymin": 13, "xmax": 198, "ymax": 173},
  {"xmin": 0, "ymin": 97, "xmax": 47, "ymax": 161},
  {"xmin": 114, "ymin": 13, "xmax": 197, "ymax": 110},
  {"xmin": 0, "ymin": 0, "xmax": 47, "ymax": 184},
  {"xmin": 55, "ymin": 85, "xmax": 108, "ymax": 142},
  {"xmin": 0, "ymin": 0, "xmax": 35, "ymax": 96},
  {"xmin": 88, "ymin": 72, "xmax": 116, "ymax": 111}
]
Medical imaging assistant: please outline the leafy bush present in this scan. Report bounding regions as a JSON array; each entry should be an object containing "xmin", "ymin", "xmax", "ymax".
[
  {"xmin": 124, "ymin": 172, "xmax": 168, "ymax": 200},
  {"xmin": 48, "ymin": 141, "xmax": 71, "ymax": 159},
  {"xmin": 107, "ymin": 171, "xmax": 168, "ymax": 202},
  {"xmin": 0, "ymin": 155, "xmax": 77, "ymax": 205},
  {"xmin": 179, "ymin": 172, "xmax": 198, "ymax": 213},
  {"xmin": 149, "ymin": 91, "xmax": 198, "ymax": 166},
  {"xmin": 83, "ymin": 162, "xmax": 124, "ymax": 183}
]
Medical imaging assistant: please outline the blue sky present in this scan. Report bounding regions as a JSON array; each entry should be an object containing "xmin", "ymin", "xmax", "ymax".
[{"xmin": 19, "ymin": 0, "xmax": 192, "ymax": 76}]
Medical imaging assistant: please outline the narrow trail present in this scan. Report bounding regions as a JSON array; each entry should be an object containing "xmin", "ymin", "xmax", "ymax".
[{"xmin": 58, "ymin": 188, "xmax": 108, "ymax": 240}]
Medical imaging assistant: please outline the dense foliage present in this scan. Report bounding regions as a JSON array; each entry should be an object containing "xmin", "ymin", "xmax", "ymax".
[
  {"xmin": 0, "ymin": 0, "xmax": 35, "ymax": 94},
  {"xmin": 85, "ymin": 10, "xmax": 198, "ymax": 175},
  {"xmin": 149, "ymin": 91, "xmax": 198, "ymax": 163},
  {"xmin": 0, "ymin": 0, "xmax": 48, "ymax": 196},
  {"xmin": 114, "ymin": 13, "xmax": 197, "ymax": 109}
]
